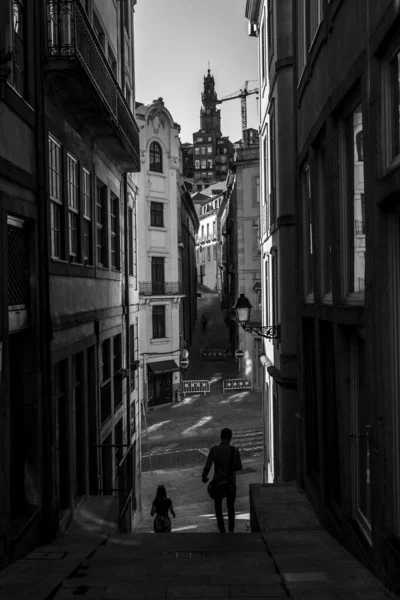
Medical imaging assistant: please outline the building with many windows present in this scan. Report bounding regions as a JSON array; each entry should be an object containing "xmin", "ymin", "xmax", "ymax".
[
  {"xmin": 223, "ymin": 137, "xmax": 262, "ymax": 391},
  {"xmin": 245, "ymin": 0, "xmax": 297, "ymax": 485},
  {"xmin": 136, "ymin": 98, "xmax": 198, "ymax": 409},
  {"xmin": 192, "ymin": 69, "xmax": 234, "ymax": 192},
  {"xmin": 0, "ymin": 0, "xmax": 141, "ymax": 565},
  {"xmin": 247, "ymin": 0, "xmax": 400, "ymax": 592}
]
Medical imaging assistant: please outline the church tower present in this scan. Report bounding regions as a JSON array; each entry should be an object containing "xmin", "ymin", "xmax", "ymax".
[
  {"xmin": 192, "ymin": 69, "xmax": 234, "ymax": 189},
  {"xmin": 200, "ymin": 69, "xmax": 221, "ymax": 133}
]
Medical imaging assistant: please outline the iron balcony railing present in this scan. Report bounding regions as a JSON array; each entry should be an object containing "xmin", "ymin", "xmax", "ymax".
[
  {"xmin": 94, "ymin": 443, "xmax": 136, "ymax": 533},
  {"xmin": 139, "ymin": 281, "xmax": 182, "ymax": 296},
  {"xmin": 47, "ymin": 0, "xmax": 139, "ymax": 168}
]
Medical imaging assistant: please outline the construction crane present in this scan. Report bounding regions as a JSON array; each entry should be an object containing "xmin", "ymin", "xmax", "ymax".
[{"xmin": 216, "ymin": 80, "xmax": 259, "ymax": 135}]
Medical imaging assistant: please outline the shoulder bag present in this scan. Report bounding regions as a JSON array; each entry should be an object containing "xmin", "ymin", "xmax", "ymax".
[{"xmin": 207, "ymin": 446, "xmax": 236, "ymax": 500}]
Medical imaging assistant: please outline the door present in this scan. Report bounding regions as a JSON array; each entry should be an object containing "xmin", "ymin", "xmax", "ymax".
[
  {"xmin": 151, "ymin": 257, "xmax": 165, "ymax": 294},
  {"xmin": 350, "ymin": 332, "xmax": 372, "ymax": 542}
]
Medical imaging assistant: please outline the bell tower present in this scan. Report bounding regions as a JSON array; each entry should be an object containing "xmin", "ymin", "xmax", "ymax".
[{"xmin": 200, "ymin": 69, "xmax": 221, "ymax": 134}]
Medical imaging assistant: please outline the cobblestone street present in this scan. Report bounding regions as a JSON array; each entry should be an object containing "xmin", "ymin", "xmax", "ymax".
[{"xmin": 136, "ymin": 291, "xmax": 264, "ymax": 533}]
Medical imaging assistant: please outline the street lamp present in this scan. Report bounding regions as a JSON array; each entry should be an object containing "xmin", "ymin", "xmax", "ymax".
[{"xmin": 232, "ymin": 293, "xmax": 281, "ymax": 341}]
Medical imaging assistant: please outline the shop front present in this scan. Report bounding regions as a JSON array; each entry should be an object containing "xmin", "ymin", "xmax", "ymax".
[{"xmin": 147, "ymin": 360, "xmax": 179, "ymax": 408}]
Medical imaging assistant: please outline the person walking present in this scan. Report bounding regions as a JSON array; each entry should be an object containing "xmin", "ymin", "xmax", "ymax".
[
  {"xmin": 150, "ymin": 484, "xmax": 176, "ymax": 533},
  {"xmin": 202, "ymin": 428, "xmax": 242, "ymax": 533}
]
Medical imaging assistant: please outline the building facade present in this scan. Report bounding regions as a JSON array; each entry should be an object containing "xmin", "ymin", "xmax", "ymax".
[
  {"xmin": 246, "ymin": 0, "xmax": 298, "ymax": 484},
  {"xmin": 192, "ymin": 69, "xmax": 234, "ymax": 192},
  {"xmin": 248, "ymin": 0, "xmax": 400, "ymax": 591},
  {"xmin": 226, "ymin": 139, "xmax": 263, "ymax": 391},
  {"xmin": 136, "ymin": 98, "xmax": 197, "ymax": 409},
  {"xmin": 0, "ymin": 0, "xmax": 141, "ymax": 565},
  {"xmin": 195, "ymin": 183, "xmax": 228, "ymax": 291}
]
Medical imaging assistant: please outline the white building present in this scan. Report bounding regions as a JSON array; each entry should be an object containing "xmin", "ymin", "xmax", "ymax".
[{"xmin": 136, "ymin": 98, "xmax": 184, "ymax": 408}]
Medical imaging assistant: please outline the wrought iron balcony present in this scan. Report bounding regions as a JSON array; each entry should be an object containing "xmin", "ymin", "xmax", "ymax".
[
  {"xmin": 139, "ymin": 282, "xmax": 183, "ymax": 296},
  {"xmin": 46, "ymin": 0, "xmax": 140, "ymax": 172}
]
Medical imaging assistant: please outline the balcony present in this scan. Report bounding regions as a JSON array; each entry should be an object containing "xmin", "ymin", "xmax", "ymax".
[
  {"xmin": 139, "ymin": 282, "xmax": 183, "ymax": 296},
  {"xmin": 45, "ymin": 0, "xmax": 140, "ymax": 172}
]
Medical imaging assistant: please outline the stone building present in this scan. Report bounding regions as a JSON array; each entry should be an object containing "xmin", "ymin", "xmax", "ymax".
[
  {"xmin": 136, "ymin": 99, "xmax": 198, "ymax": 409},
  {"xmin": 224, "ymin": 137, "xmax": 263, "ymax": 391},
  {"xmin": 192, "ymin": 69, "xmax": 234, "ymax": 192},
  {"xmin": 245, "ymin": 0, "xmax": 297, "ymax": 485},
  {"xmin": 247, "ymin": 0, "xmax": 400, "ymax": 592},
  {"xmin": 0, "ymin": 0, "xmax": 141, "ymax": 564}
]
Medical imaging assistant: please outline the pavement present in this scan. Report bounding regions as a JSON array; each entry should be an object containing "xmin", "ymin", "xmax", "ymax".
[{"xmin": 1, "ymin": 292, "xmax": 399, "ymax": 598}]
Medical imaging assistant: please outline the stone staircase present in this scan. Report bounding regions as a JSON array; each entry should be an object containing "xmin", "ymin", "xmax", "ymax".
[{"xmin": 54, "ymin": 532, "xmax": 286, "ymax": 599}]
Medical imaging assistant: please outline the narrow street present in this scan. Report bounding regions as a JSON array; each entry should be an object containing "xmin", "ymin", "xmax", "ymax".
[{"xmin": 136, "ymin": 291, "xmax": 264, "ymax": 533}]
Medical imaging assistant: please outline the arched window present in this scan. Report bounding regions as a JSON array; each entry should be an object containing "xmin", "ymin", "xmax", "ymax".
[{"xmin": 149, "ymin": 141, "xmax": 162, "ymax": 172}]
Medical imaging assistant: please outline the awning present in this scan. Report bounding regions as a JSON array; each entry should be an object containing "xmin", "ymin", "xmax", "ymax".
[{"xmin": 148, "ymin": 360, "xmax": 179, "ymax": 374}]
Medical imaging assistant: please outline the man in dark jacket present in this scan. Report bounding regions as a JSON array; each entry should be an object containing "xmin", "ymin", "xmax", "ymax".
[{"xmin": 202, "ymin": 427, "xmax": 242, "ymax": 533}]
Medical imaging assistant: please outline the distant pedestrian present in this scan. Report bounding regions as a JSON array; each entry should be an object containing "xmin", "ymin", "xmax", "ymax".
[
  {"xmin": 201, "ymin": 314, "xmax": 208, "ymax": 332},
  {"xmin": 150, "ymin": 484, "xmax": 176, "ymax": 533},
  {"xmin": 202, "ymin": 428, "xmax": 242, "ymax": 533}
]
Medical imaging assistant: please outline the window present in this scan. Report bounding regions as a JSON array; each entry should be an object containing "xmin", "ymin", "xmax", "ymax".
[
  {"xmin": 201, "ymin": 225, "xmax": 204, "ymax": 240},
  {"xmin": 151, "ymin": 257, "xmax": 165, "ymax": 294},
  {"xmin": 125, "ymin": 85, "xmax": 131, "ymax": 108},
  {"xmin": 150, "ymin": 202, "xmax": 164, "ymax": 227},
  {"xmin": 271, "ymin": 249, "xmax": 278, "ymax": 329},
  {"xmin": 297, "ymin": 0, "xmax": 306, "ymax": 80},
  {"xmin": 201, "ymin": 160, "xmax": 206, "ymax": 169},
  {"xmin": 128, "ymin": 207, "xmax": 134, "ymax": 275},
  {"xmin": 113, "ymin": 334, "xmax": 122, "ymax": 409},
  {"xmin": 302, "ymin": 163, "xmax": 313, "ymax": 298},
  {"xmin": 269, "ymin": 106, "xmax": 276, "ymax": 224},
  {"xmin": 107, "ymin": 44, "xmax": 117, "ymax": 77},
  {"xmin": 202, "ymin": 172, "xmax": 206, "ymax": 178},
  {"xmin": 101, "ymin": 338, "xmax": 111, "ymax": 382},
  {"xmin": 213, "ymin": 220, "xmax": 216, "ymax": 236},
  {"xmin": 196, "ymin": 249, "xmax": 199, "ymax": 263},
  {"xmin": 202, "ymin": 248, "xmax": 205, "ymax": 262},
  {"xmin": 267, "ymin": 0, "xmax": 274, "ymax": 58},
  {"xmin": 152, "ymin": 305, "xmax": 166, "ymax": 338},
  {"xmin": 207, "ymin": 246, "xmax": 211, "ymax": 261},
  {"xmin": 308, "ymin": 0, "xmax": 323, "ymax": 48},
  {"xmin": 11, "ymin": 0, "xmax": 27, "ymax": 98},
  {"xmin": 253, "ymin": 176, "xmax": 260, "ymax": 206},
  {"xmin": 124, "ymin": 0, "xmax": 130, "ymax": 34},
  {"xmin": 96, "ymin": 184, "xmax": 108, "ymax": 266},
  {"xmin": 213, "ymin": 245, "xmax": 217, "ymax": 259},
  {"xmin": 201, "ymin": 147, "xmax": 206, "ymax": 155},
  {"xmin": 195, "ymin": 160, "xmax": 200, "ymax": 169},
  {"xmin": 317, "ymin": 142, "xmax": 331, "ymax": 298},
  {"xmin": 340, "ymin": 103, "xmax": 365, "ymax": 296},
  {"xmin": 49, "ymin": 135, "xmax": 63, "ymax": 259},
  {"xmin": 207, "ymin": 159, "xmax": 212, "ymax": 169},
  {"xmin": 67, "ymin": 153, "xmax": 79, "ymax": 259},
  {"xmin": 208, "ymin": 171, "xmax": 213, "ymax": 178},
  {"xmin": 110, "ymin": 195, "xmax": 120, "ymax": 269},
  {"xmin": 207, "ymin": 146, "xmax": 212, "ymax": 154},
  {"xmin": 197, "ymin": 137, "xmax": 203, "ymax": 142},
  {"xmin": 208, "ymin": 136, "xmax": 212, "ymax": 142},
  {"xmin": 261, "ymin": 17, "xmax": 266, "ymax": 84},
  {"xmin": 195, "ymin": 147, "xmax": 200, "ymax": 155},
  {"xmin": 83, "ymin": 168, "xmax": 92, "ymax": 263},
  {"xmin": 93, "ymin": 12, "xmax": 105, "ymax": 50},
  {"xmin": 253, "ymin": 220, "xmax": 261, "ymax": 256},
  {"xmin": 387, "ymin": 50, "xmax": 400, "ymax": 162},
  {"xmin": 149, "ymin": 141, "xmax": 162, "ymax": 172},
  {"xmin": 206, "ymin": 223, "xmax": 210, "ymax": 239}
]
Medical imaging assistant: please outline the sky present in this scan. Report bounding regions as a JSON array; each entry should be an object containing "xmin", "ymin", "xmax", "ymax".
[{"xmin": 134, "ymin": 0, "xmax": 259, "ymax": 145}]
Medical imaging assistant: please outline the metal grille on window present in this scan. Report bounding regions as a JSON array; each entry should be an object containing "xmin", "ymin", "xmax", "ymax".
[
  {"xmin": 8, "ymin": 216, "xmax": 29, "ymax": 332},
  {"xmin": 8, "ymin": 216, "xmax": 29, "ymax": 308}
]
